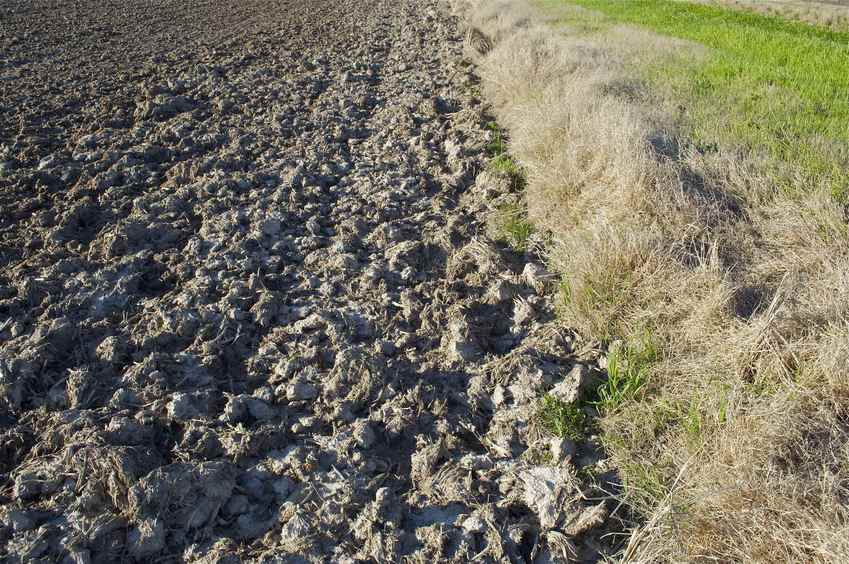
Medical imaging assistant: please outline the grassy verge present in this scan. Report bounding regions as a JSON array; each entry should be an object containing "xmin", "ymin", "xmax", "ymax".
[{"xmin": 466, "ymin": 0, "xmax": 849, "ymax": 561}]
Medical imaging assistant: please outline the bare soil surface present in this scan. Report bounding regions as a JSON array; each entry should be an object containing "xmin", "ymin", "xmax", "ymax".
[{"xmin": 0, "ymin": 1, "xmax": 617, "ymax": 562}]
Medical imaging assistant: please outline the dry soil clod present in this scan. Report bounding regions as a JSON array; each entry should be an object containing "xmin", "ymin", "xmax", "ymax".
[{"xmin": 0, "ymin": 0, "xmax": 616, "ymax": 561}]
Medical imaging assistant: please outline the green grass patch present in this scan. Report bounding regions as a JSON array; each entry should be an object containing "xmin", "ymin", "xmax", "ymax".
[
  {"xmin": 538, "ymin": 394, "xmax": 587, "ymax": 440},
  {"xmin": 486, "ymin": 121, "xmax": 527, "ymax": 190},
  {"xmin": 485, "ymin": 121, "xmax": 533, "ymax": 250},
  {"xmin": 683, "ymin": 398, "xmax": 704, "ymax": 447},
  {"xmin": 548, "ymin": 0, "xmax": 849, "ymax": 199},
  {"xmin": 490, "ymin": 153, "xmax": 523, "ymax": 179},
  {"xmin": 559, "ymin": 277, "xmax": 573, "ymax": 306},
  {"xmin": 492, "ymin": 201, "xmax": 534, "ymax": 252},
  {"xmin": 594, "ymin": 333, "xmax": 658, "ymax": 413},
  {"xmin": 485, "ymin": 121, "xmax": 507, "ymax": 155}
]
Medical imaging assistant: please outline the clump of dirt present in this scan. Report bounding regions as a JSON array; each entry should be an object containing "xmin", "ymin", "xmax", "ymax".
[{"xmin": 0, "ymin": 0, "xmax": 619, "ymax": 561}]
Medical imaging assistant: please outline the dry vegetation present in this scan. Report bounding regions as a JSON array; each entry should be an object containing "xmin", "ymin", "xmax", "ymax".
[
  {"xmin": 458, "ymin": 0, "xmax": 849, "ymax": 561},
  {"xmin": 698, "ymin": 0, "xmax": 849, "ymax": 30}
]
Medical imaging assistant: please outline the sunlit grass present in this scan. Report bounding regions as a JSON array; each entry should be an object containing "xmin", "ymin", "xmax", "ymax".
[{"xmin": 548, "ymin": 0, "xmax": 849, "ymax": 199}]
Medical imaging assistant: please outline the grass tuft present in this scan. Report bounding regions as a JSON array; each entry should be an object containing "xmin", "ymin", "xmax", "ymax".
[
  {"xmin": 538, "ymin": 394, "xmax": 587, "ymax": 441},
  {"xmin": 594, "ymin": 333, "xmax": 658, "ymax": 413},
  {"xmin": 486, "ymin": 121, "xmax": 527, "ymax": 190},
  {"xmin": 485, "ymin": 121, "xmax": 506, "ymax": 154},
  {"xmin": 486, "ymin": 120, "xmax": 533, "ymax": 250},
  {"xmin": 492, "ymin": 201, "xmax": 534, "ymax": 251}
]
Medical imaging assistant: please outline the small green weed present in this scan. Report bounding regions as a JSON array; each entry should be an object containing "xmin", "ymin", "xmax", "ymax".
[
  {"xmin": 538, "ymin": 394, "xmax": 587, "ymax": 440},
  {"xmin": 494, "ymin": 202, "xmax": 534, "ymax": 252},
  {"xmin": 595, "ymin": 333, "xmax": 658, "ymax": 413},
  {"xmin": 486, "ymin": 121, "xmax": 527, "ymax": 190},
  {"xmin": 490, "ymin": 153, "xmax": 522, "ymax": 177},
  {"xmin": 485, "ymin": 121, "xmax": 506, "ymax": 156},
  {"xmin": 683, "ymin": 399, "xmax": 703, "ymax": 448},
  {"xmin": 559, "ymin": 278, "xmax": 573, "ymax": 306},
  {"xmin": 490, "ymin": 155, "xmax": 526, "ymax": 191},
  {"xmin": 485, "ymin": 121, "xmax": 532, "ymax": 250}
]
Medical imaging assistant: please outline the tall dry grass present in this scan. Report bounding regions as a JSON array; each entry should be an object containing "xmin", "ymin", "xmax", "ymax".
[{"xmin": 456, "ymin": 0, "xmax": 849, "ymax": 561}]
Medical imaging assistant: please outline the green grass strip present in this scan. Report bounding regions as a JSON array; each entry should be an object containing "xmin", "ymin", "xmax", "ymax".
[{"xmin": 555, "ymin": 0, "xmax": 849, "ymax": 198}]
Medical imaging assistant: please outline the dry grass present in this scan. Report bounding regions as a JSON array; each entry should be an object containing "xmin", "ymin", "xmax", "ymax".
[
  {"xmin": 696, "ymin": 0, "xmax": 849, "ymax": 30},
  {"xmin": 456, "ymin": 0, "xmax": 849, "ymax": 561}
]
